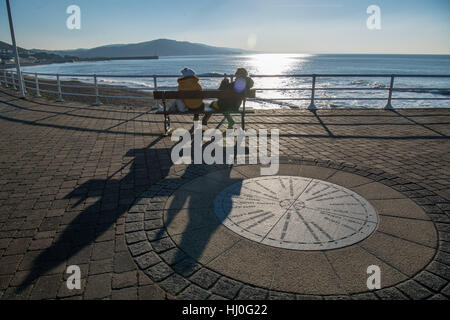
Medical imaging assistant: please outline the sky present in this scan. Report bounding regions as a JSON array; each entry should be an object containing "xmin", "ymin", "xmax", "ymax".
[{"xmin": 0, "ymin": 0, "xmax": 449, "ymax": 54}]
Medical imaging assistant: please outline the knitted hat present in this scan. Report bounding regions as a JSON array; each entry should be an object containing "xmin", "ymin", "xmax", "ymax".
[
  {"xmin": 235, "ymin": 67, "xmax": 248, "ymax": 78},
  {"xmin": 181, "ymin": 67, "xmax": 195, "ymax": 78}
]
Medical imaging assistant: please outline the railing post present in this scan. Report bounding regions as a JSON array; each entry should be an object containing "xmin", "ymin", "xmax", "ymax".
[
  {"xmin": 21, "ymin": 72, "xmax": 27, "ymax": 94},
  {"xmin": 152, "ymin": 76, "xmax": 160, "ymax": 110},
  {"xmin": 11, "ymin": 72, "xmax": 16, "ymax": 90},
  {"xmin": 3, "ymin": 70, "xmax": 8, "ymax": 87},
  {"xmin": 93, "ymin": 74, "xmax": 101, "ymax": 106},
  {"xmin": 308, "ymin": 75, "xmax": 317, "ymax": 110},
  {"xmin": 34, "ymin": 73, "xmax": 41, "ymax": 97},
  {"xmin": 385, "ymin": 75, "xmax": 395, "ymax": 110},
  {"xmin": 56, "ymin": 74, "xmax": 63, "ymax": 102}
]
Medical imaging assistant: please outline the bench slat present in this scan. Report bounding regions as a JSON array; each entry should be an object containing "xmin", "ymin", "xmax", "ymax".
[{"xmin": 153, "ymin": 89, "xmax": 256, "ymax": 100}]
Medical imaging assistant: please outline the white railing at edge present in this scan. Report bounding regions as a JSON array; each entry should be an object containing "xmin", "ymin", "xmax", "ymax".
[{"xmin": 1, "ymin": 70, "xmax": 449, "ymax": 110}]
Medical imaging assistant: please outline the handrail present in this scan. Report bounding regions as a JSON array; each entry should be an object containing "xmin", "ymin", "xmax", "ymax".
[{"xmin": 1, "ymin": 69, "xmax": 449, "ymax": 110}]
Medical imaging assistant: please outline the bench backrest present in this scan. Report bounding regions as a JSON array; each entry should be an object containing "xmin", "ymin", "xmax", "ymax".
[{"xmin": 153, "ymin": 89, "xmax": 256, "ymax": 100}]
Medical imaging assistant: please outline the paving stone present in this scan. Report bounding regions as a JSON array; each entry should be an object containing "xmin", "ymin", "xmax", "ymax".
[
  {"xmin": 111, "ymin": 287, "xmax": 137, "ymax": 300},
  {"xmin": 207, "ymin": 294, "xmax": 228, "ymax": 300},
  {"xmin": 57, "ymin": 279, "xmax": 85, "ymax": 298},
  {"xmin": 30, "ymin": 274, "xmax": 61, "ymax": 300},
  {"xmin": 146, "ymin": 229, "xmax": 168, "ymax": 241},
  {"xmin": 112, "ymin": 271, "xmax": 137, "ymax": 289},
  {"xmin": 92, "ymin": 241, "xmax": 115, "ymax": 260},
  {"xmin": 159, "ymin": 247, "xmax": 187, "ymax": 265},
  {"xmin": 178, "ymin": 284, "xmax": 211, "ymax": 300},
  {"xmin": 114, "ymin": 251, "xmax": 136, "ymax": 273},
  {"xmin": 144, "ymin": 220, "xmax": 163, "ymax": 231},
  {"xmin": 190, "ymin": 268, "xmax": 220, "ymax": 289},
  {"xmin": 125, "ymin": 231, "xmax": 147, "ymax": 244},
  {"xmin": 441, "ymin": 283, "xmax": 450, "ymax": 297},
  {"xmin": 173, "ymin": 257, "xmax": 201, "ymax": 277},
  {"xmin": 375, "ymin": 287, "xmax": 409, "ymax": 300},
  {"xmin": 268, "ymin": 291, "xmax": 296, "ymax": 300},
  {"xmin": 435, "ymin": 250, "xmax": 450, "ymax": 265},
  {"xmin": 134, "ymin": 251, "xmax": 161, "ymax": 270},
  {"xmin": 158, "ymin": 273, "xmax": 190, "ymax": 296},
  {"xmin": 350, "ymin": 292, "xmax": 379, "ymax": 300},
  {"xmin": 428, "ymin": 294, "xmax": 448, "ymax": 300},
  {"xmin": 439, "ymin": 241, "xmax": 450, "ymax": 253},
  {"xmin": 211, "ymin": 277, "xmax": 243, "ymax": 300},
  {"xmin": 2, "ymin": 285, "xmax": 32, "ymax": 300},
  {"xmin": 150, "ymin": 237, "xmax": 176, "ymax": 253},
  {"xmin": 397, "ymin": 280, "xmax": 433, "ymax": 300},
  {"xmin": 138, "ymin": 284, "xmax": 166, "ymax": 300},
  {"xmin": 84, "ymin": 273, "xmax": 112, "ymax": 300},
  {"xmin": 0, "ymin": 255, "xmax": 22, "ymax": 275},
  {"xmin": 426, "ymin": 261, "xmax": 450, "ymax": 280},
  {"xmin": 89, "ymin": 258, "xmax": 113, "ymax": 275},
  {"xmin": 414, "ymin": 271, "xmax": 448, "ymax": 292},
  {"xmin": 125, "ymin": 222, "xmax": 143, "ymax": 233},
  {"xmin": 128, "ymin": 241, "xmax": 152, "ymax": 257},
  {"xmin": 145, "ymin": 262, "xmax": 174, "ymax": 282},
  {"xmin": 0, "ymin": 275, "xmax": 11, "ymax": 290},
  {"xmin": 236, "ymin": 286, "xmax": 268, "ymax": 300}
]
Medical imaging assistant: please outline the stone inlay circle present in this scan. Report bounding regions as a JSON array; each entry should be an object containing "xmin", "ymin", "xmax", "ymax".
[{"xmin": 213, "ymin": 176, "xmax": 378, "ymax": 250}]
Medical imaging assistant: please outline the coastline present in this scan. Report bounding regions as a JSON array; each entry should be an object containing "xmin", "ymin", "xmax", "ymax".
[{"xmin": 21, "ymin": 75, "xmax": 156, "ymax": 109}]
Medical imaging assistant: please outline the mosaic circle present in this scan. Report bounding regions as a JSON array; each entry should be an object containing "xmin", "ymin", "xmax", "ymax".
[{"xmin": 213, "ymin": 176, "xmax": 378, "ymax": 250}]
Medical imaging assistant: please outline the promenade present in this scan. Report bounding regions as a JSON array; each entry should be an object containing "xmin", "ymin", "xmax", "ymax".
[{"xmin": 0, "ymin": 88, "xmax": 449, "ymax": 300}]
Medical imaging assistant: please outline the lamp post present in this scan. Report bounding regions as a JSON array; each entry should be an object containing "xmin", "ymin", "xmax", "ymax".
[{"xmin": 5, "ymin": 0, "xmax": 25, "ymax": 98}]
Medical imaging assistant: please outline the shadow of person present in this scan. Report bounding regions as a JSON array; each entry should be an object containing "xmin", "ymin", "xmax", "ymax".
[
  {"xmin": 158, "ymin": 139, "xmax": 245, "ymax": 268},
  {"xmin": 17, "ymin": 128, "xmax": 247, "ymax": 294},
  {"xmin": 17, "ymin": 136, "xmax": 173, "ymax": 293}
]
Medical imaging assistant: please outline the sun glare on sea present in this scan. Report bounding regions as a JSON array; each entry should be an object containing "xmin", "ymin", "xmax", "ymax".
[
  {"xmin": 248, "ymin": 54, "xmax": 310, "ymax": 90},
  {"xmin": 249, "ymin": 53, "xmax": 308, "ymax": 75}
]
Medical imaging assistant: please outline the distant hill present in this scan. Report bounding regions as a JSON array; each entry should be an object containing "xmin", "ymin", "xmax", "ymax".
[
  {"xmin": 0, "ymin": 40, "xmax": 79, "ymax": 64},
  {"xmin": 36, "ymin": 39, "xmax": 249, "ymax": 58},
  {"xmin": 0, "ymin": 40, "xmax": 29, "ymax": 54}
]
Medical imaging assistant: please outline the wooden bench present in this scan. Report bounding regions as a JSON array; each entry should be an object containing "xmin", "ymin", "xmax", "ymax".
[{"xmin": 153, "ymin": 90, "xmax": 256, "ymax": 135}]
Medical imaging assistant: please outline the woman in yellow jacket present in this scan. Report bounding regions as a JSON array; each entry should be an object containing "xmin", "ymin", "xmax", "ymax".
[{"xmin": 169, "ymin": 68, "xmax": 206, "ymax": 122}]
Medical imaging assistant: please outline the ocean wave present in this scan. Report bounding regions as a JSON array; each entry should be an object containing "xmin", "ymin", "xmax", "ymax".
[
  {"xmin": 350, "ymin": 79, "xmax": 387, "ymax": 88},
  {"xmin": 97, "ymin": 78, "xmax": 154, "ymax": 89}
]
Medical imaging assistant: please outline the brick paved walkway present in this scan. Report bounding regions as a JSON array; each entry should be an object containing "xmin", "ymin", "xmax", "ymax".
[{"xmin": 0, "ymin": 88, "xmax": 449, "ymax": 300}]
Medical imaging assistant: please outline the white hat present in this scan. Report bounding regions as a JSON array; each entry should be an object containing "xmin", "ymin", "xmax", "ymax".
[{"xmin": 181, "ymin": 67, "xmax": 195, "ymax": 78}]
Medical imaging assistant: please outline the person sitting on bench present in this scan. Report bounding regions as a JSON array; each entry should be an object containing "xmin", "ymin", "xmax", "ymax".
[
  {"xmin": 166, "ymin": 67, "xmax": 208, "ymax": 123},
  {"xmin": 205, "ymin": 67, "xmax": 254, "ymax": 129}
]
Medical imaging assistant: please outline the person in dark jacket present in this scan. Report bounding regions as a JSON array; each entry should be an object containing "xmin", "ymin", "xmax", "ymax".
[{"xmin": 205, "ymin": 67, "xmax": 254, "ymax": 129}]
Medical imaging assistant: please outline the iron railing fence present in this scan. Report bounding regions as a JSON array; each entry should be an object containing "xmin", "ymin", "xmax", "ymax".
[{"xmin": 1, "ymin": 70, "xmax": 449, "ymax": 109}]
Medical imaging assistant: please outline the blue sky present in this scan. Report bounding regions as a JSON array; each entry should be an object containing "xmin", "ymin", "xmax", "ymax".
[{"xmin": 0, "ymin": 0, "xmax": 449, "ymax": 54}]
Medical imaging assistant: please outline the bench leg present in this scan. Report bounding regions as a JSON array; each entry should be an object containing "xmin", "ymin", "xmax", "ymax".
[{"xmin": 163, "ymin": 98, "xmax": 170, "ymax": 136}]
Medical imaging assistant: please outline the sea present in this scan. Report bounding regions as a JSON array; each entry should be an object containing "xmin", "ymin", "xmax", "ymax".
[{"xmin": 18, "ymin": 54, "xmax": 450, "ymax": 109}]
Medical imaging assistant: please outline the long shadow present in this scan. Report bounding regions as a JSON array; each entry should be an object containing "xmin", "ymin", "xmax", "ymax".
[
  {"xmin": 390, "ymin": 109, "xmax": 448, "ymax": 137},
  {"xmin": 310, "ymin": 110, "xmax": 335, "ymax": 137},
  {"xmin": 17, "ymin": 127, "xmax": 244, "ymax": 293},
  {"xmin": 159, "ymin": 141, "xmax": 243, "ymax": 267},
  {"xmin": 17, "ymin": 136, "xmax": 171, "ymax": 292}
]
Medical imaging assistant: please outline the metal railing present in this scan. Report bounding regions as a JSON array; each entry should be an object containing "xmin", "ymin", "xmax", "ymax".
[{"xmin": 1, "ymin": 70, "xmax": 449, "ymax": 110}]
